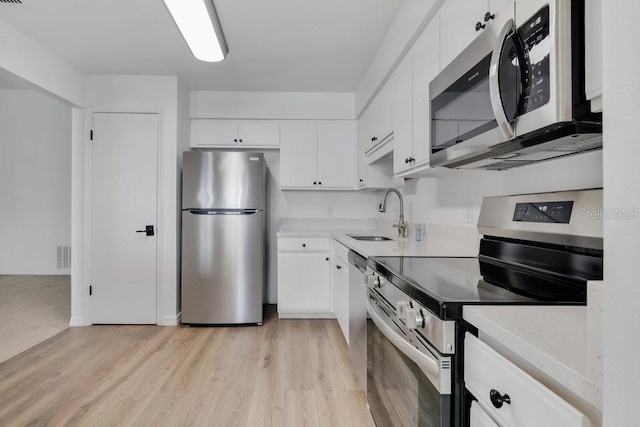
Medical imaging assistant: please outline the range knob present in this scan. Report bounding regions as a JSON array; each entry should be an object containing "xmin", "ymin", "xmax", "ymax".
[
  {"xmin": 405, "ymin": 308, "xmax": 425, "ymax": 329},
  {"xmin": 396, "ymin": 301, "xmax": 411, "ymax": 318},
  {"xmin": 371, "ymin": 275, "xmax": 382, "ymax": 288}
]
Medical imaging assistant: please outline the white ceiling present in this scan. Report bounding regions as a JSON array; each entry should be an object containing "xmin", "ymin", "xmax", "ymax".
[{"xmin": 0, "ymin": 0, "xmax": 403, "ymax": 92}]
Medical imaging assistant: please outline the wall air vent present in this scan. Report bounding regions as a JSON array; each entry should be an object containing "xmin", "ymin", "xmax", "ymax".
[
  {"xmin": 57, "ymin": 246, "xmax": 71, "ymax": 269},
  {"xmin": 0, "ymin": 0, "xmax": 22, "ymax": 3}
]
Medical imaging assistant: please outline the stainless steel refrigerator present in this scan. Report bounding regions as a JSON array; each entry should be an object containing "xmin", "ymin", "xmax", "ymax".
[{"xmin": 181, "ymin": 150, "xmax": 266, "ymax": 325}]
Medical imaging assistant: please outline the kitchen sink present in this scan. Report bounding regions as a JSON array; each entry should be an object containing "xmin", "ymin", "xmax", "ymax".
[{"xmin": 347, "ymin": 235, "xmax": 392, "ymax": 241}]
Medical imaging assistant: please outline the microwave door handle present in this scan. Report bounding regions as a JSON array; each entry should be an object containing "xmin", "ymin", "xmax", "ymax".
[{"xmin": 489, "ymin": 18, "xmax": 517, "ymax": 140}]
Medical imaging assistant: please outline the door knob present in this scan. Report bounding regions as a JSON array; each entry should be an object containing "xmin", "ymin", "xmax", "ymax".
[{"xmin": 136, "ymin": 225, "xmax": 155, "ymax": 236}]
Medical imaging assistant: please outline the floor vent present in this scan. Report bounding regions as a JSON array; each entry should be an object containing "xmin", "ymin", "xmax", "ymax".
[
  {"xmin": 57, "ymin": 246, "xmax": 71, "ymax": 269},
  {"xmin": 0, "ymin": 0, "xmax": 22, "ymax": 3}
]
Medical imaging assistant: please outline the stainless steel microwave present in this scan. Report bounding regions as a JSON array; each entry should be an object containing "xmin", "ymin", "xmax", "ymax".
[{"xmin": 429, "ymin": 1, "xmax": 602, "ymax": 170}]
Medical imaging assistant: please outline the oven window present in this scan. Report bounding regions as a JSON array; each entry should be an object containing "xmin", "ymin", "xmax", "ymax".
[
  {"xmin": 367, "ymin": 319, "xmax": 451, "ymax": 426},
  {"xmin": 431, "ymin": 54, "xmax": 497, "ymax": 154}
]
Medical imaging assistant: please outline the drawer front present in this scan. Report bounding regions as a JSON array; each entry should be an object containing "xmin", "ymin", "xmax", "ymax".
[
  {"xmin": 332, "ymin": 239, "xmax": 349, "ymax": 263},
  {"xmin": 278, "ymin": 237, "xmax": 330, "ymax": 252},
  {"xmin": 464, "ymin": 333, "xmax": 590, "ymax": 427}
]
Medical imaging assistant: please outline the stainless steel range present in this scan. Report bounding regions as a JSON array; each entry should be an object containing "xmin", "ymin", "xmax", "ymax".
[{"xmin": 365, "ymin": 189, "xmax": 603, "ymax": 427}]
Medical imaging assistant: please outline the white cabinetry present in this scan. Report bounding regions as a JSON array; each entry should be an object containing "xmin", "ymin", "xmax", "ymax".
[
  {"xmin": 465, "ymin": 333, "xmax": 590, "ymax": 427},
  {"xmin": 277, "ymin": 236, "xmax": 332, "ymax": 318},
  {"xmin": 280, "ymin": 121, "xmax": 356, "ymax": 190},
  {"xmin": 191, "ymin": 119, "xmax": 280, "ymax": 147},
  {"xmin": 332, "ymin": 240, "xmax": 350, "ymax": 341},
  {"xmin": 393, "ymin": 53, "xmax": 415, "ymax": 174},
  {"xmin": 439, "ymin": 0, "xmax": 515, "ymax": 69},
  {"xmin": 359, "ymin": 80, "xmax": 394, "ymax": 154}
]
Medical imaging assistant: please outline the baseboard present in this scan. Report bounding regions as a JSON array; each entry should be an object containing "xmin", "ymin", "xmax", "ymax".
[
  {"xmin": 278, "ymin": 312, "xmax": 336, "ymax": 319},
  {"xmin": 162, "ymin": 312, "xmax": 181, "ymax": 326},
  {"xmin": 69, "ymin": 316, "xmax": 90, "ymax": 327}
]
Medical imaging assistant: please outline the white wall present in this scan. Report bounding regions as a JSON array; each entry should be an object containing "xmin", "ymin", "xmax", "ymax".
[
  {"xmin": 0, "ymin": 18, "xmax": 84, "ymax": 107},
  {"xmin": 83, "ymin": 75, "xmax": 180, "ymax": 325},
  {"xmin": 377, "ymin": 151, "xmax": 603, "ymax": 231},
  {"xmin": 0, "ymin": 89, "xmax": 72, "ymax": 275},
  {"xmin": 602, "ymin": 0, "xmax": 640, "ymax": 425}
]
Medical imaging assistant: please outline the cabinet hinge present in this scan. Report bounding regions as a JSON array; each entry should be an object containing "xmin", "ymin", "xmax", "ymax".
[
  {"xmin": 89, "ymin": 285, "xmax": 92, "ymax": 296},
  {"xmin": 90, "ymin": 130, "xmax": 93, "ymax": 141}
]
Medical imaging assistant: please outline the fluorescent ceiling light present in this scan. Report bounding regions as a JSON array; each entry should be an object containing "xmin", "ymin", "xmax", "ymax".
[{"xmin": 163, "ymin": 0, "xmax": 228, "ymax": 62}]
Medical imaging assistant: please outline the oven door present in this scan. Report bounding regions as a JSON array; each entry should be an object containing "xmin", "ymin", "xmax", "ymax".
[{"xmin": 366, "ymin": 292, "xmax": 452, "ymax": 426}]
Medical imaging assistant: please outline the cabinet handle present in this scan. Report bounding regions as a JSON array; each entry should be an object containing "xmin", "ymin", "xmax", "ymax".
[
  {"xmin": 371, "ymin": 136, "xmax": 378, "ymax": 142},
  {"xmin": 359, "ymin": 179, "xmax": 364, "ymax": 182},
  {"xmin": 489, "ymin": 389, "xmax": 511, "ymax": 409},
  {"xmin": 302, "ymin": 243, "xmax": 306, "ymax": 248},
  {"xmin": 336, "ymin": 265, "xmax": 342, "ymax": 270},
  {"xmin": 234, "ymin": 138, "xmax": 238, "ymax": 142},
  {"xmin": 325, "ymin": 257, "xmax": 329, "ymax": 261},
  {"xmin": 239, "ymin": 139, "xmax": 243, "ymax": 143},
  {"xmin": 405, "ymin": 158, "xmax": 409, "ymax": 164},
  {"xmin": 475, "ymin": 21, "xmax": 486, "ymax": 31},
  {"xmin": 410, "ymin": 157, "xmax": 415, "ymax": 163},
  {"xmin": 318, "ymin": 181, "xmax": 322, "ymax": 185},
  {"xmin": 484, "ymin": 11, "xmax": 495, "ymax": 22}
]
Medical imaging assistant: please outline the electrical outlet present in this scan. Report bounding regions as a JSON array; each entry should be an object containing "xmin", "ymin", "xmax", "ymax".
[
  {"xmin": 328, "ymin": 207, "xmax": 333, "ymax": 217},
  {"xmin": 465, "ymin": 201, "xmax": 473, "ymax": 224}
]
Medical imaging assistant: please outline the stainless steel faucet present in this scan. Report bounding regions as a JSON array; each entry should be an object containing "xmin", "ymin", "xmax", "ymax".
[{"xmin": 379, "ymin": 188, "xmax": 407, "ymax": 238}]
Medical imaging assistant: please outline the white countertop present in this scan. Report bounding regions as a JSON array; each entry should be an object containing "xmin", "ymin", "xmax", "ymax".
[
  {"xmin": 464, "ymin": 300, "xmax": 602, "ymax": 419},
  {"xmin": 277, "ymin": 219, "xmax": 480, "ymax": 258}
]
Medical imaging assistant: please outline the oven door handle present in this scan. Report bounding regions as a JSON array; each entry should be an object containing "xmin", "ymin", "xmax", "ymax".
[
  {"xmin": 366, "ymin": 297, "xmax": 447, "ymax": 393},
  {"xmin": 489, "ymin": 18, "xmax": 517, "ymax": 140}
]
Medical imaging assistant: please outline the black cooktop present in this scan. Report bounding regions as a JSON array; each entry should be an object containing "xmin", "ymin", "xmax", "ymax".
[{"xmin": 367, "ymin": 255, "xmax": 589, "ymax": 320}]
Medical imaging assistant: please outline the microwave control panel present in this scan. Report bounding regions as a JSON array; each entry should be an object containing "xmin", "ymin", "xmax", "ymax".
[
  {"xmin": 518, "ymin": 5, "xmax": 550, "ymax": 114},
  {"xmin": 513, "ymin": 201, "xmax": 574, "ymax": 223}
]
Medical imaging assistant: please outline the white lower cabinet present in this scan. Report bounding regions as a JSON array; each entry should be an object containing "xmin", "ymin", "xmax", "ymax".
[
  {"xmin": 464, "ymin": 333, "xmax": 590, "ymax": 427},
  {"xmin": 277, "ymin": 237, "xmax": 333, "ymax": 318},
  {"xmin": 331, "ymin": 241, "xmax": 349, "ymax": 341}
]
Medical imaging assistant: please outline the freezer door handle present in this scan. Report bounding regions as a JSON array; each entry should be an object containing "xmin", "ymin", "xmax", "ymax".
[
  {"xmin": 136, "ymin": 225, "xmax": 155, "ymax": 236},
  {"xmin": 185, "ymin": 209, "xmax": 262, "ymax": 215}
]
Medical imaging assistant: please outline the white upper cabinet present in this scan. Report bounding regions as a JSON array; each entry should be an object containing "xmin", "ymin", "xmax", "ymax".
[
  {"xmin": 280, "ymin": 121, "xmax": 317, "ymax": 188},
  {"xmin": 393, "ymin": 53, "xmax": 415, "ymax": 174},
  {"xmin": 280, "ymin": 121, "xmax": 356, "ymax": 190},
  {"xmin": 191, "ymin": 119, "xmax": 280, "ymax": 147},
  {"xmin": 361, "ymin": 80, "xmax": 394, "ymax": 152},
  {"xmin": 317, "ymin": 121, "xmax": 356, "ymax": 188},
  {"xmin": 412, "ymin": 16, "xmax": 440, "ymax": 170},
  {"xmin": 439, "ymin": 0, "xmax": 515, "ymax": 70}
]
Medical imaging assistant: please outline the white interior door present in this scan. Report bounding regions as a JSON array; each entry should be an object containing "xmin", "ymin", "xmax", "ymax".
[{"xmin": 91, "ymin": 112, "xmax": 158, "ymax": 324}]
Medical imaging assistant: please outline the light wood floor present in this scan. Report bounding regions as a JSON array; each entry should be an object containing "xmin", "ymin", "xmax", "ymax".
[
  {"xmin": 0, "ymin": 306, "xmax": 370, "ymax": 426},
  {"xmin": 0, "ymin": 275, "xmax": 70, "ymax": 363}
]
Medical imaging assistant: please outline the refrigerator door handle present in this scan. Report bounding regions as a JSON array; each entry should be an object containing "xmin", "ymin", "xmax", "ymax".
[{"xmin": 185, "ymin": 209, "xmax": 262, "ymax": 215}]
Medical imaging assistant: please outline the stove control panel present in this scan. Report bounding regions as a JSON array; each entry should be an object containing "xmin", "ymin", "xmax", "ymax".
[
  {"xmin": 513, "ymin": 201, "xmax": 573, "ymax": 223},
  {"xmin": 366, "ymin": 269, "xmax": 456, "ymax": 354}
]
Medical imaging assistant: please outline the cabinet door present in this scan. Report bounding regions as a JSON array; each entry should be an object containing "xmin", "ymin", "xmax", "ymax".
[
  {"xmin": 413, "ymin": 16, "xmax": 440, "ymax": 167},
  {"xmin": 332, "ymin": 257, "xmax": 349, "ymax": 342},
  {"xmin": 278, "ymin": 253, "xmax": 331, "ymax": 314},
  {"xmin": 190, "ymin": 119, "xmax": 238, "ymax": 146},
  {"xmin": 357, "ymin": 106, "xmax": 373, "ymax": 186},
  {"xmin": 371, "ymin": 80, "xmax": 394, "ymax": 145},
  {"xmin": 317, "ymin": 121, "xmax": 356, "ymax": 188},
  {"xmin": 439, "ymin": 0, "xmax": 488, "ymax": 69},
  {"xmin": 238, "ymin": 120, "xmax": 280, "ymax": 146},
  {"xmin": 393, "ymin": 53, "xmax": 414, "ymax": 174},
  {"xmin": 280, "ymin": 122, "xmax": 317, "ymax": 188}
]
